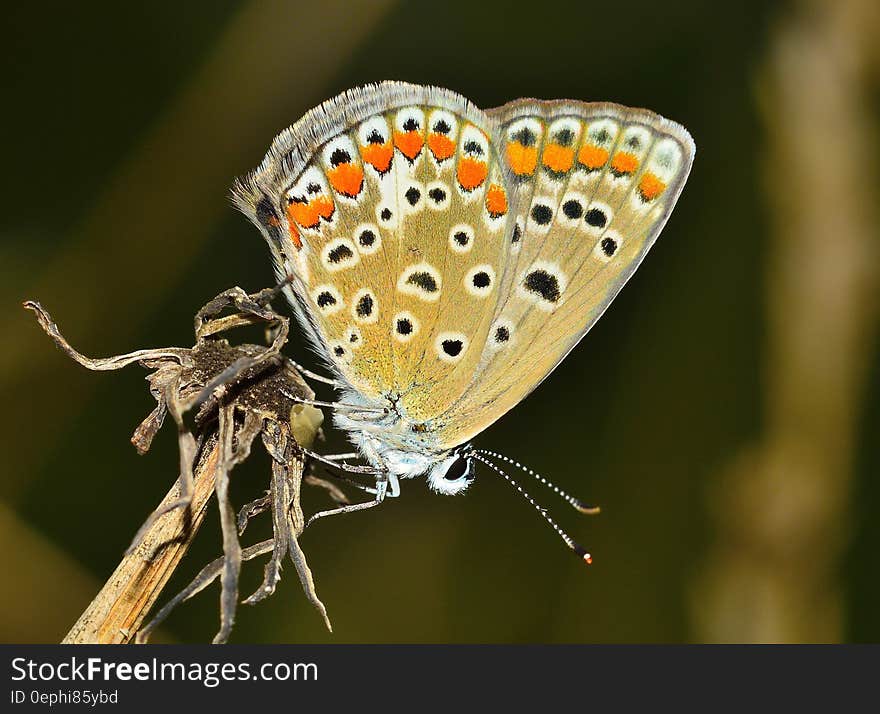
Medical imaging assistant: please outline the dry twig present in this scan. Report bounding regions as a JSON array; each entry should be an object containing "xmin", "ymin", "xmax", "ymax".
[{"xmin": 25, "ymin": 285, "xmax": 338, "ymax": 644}]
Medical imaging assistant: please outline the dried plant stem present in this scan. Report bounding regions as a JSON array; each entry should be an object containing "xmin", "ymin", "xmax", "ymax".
[
  {"xmin": 62, "ymin": 436, "xmax": 221, "ymax": 644},
  {"xmin": 31, "ymin": 285, "xmax": 333, "ymax": 644}
]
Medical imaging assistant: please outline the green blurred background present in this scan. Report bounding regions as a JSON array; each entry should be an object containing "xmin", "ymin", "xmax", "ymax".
[{"xmin": 2, "ymin": 0, "xmax": 878, "ymax": 643}]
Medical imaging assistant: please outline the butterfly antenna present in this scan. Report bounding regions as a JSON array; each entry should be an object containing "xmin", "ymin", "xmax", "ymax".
[
  {"xmin": 476, "ymin": 449, "xmax": 601, "ymax": 515},
  {"xmin": 471, "ymin": 453, "xmax": 592, "ymax": 566}
]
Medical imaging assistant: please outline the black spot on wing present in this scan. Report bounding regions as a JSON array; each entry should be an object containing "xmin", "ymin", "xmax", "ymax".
[
  {"xmin": 531, "ymin": 203, "xmax": 553, "ymax": 226},
  {"xmin": 405, "ymin": 186, "xmax": 421, "ymax": 206},
  {"xmin": 356, "ymin": 294, "xmax": 373, "ymax": 317},
  {"xmin": 554, "ymin": 128, "xmax": 575, "ymax": 146},
  {"xmin": 524, "ymin": 269, "xmax": 561, "ymax": 303},
  {"xmin": 563, "ymin": 199, "xmax": 583, "ymax": 219},
  {"xmin": 316, "ymin": 291, "xmax": 336, "ymax": 308},
  {"xmin": 472, "ymin": 271, "xmax": 491, "ymax": 289},
  {"xmin": 585, "ymin": 207, "xmax": 607, "ymax": 228},
  {"xmin": 511, "ymin": 127, "xmax": 536, "ymax": 147},
  {"xmin": 406, "ymin": 271, "xmax": 438, "ymax": 292},
  {"xmin": 601, "ymin": 237, "xmax": 618, "ymax": 256},
  {"xmin": 329, "ymin": 148, "xmax": 351, "ymax": 167},
  {"xmin": 327, "ymin": 244, "xmax": 354, "ymax": 264},
  {"xmin": 441, "ymin": 339, "xmax": 463, "ymax": 357}
]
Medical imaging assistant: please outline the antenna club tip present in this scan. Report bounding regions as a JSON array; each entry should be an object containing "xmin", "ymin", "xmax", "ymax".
[{"xmin": 573, "ymin": 544, "xmax": 593, "ymax": 565}]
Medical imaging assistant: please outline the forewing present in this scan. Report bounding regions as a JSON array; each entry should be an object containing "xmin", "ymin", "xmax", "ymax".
[
  {"xmin": 232, "ymin": 82, "xmax": 513, "ymax": 418},
  {"xmin": 435, "ymin": 100, "xmax": 695, "ymax": 447}
]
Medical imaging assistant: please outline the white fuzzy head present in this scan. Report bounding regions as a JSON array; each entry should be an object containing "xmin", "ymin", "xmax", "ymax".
[
  {"xmin": 369, "ymin": 442, "xmax": 476, "ymax": 495},
  {"xmin": 424, "ymin": 451, "xmax": 475, "ymax": 495}
]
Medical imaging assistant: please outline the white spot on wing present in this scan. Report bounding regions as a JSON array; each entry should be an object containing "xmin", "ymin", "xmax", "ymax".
[
  {"xmin": 400, "ymin": 180, "xmax": 425, "ymax": 214},
  {"xmin": 376, "ymin": 203, "xmax": 397, "ymax": 228},
  {"xmin": 310, "ymin": 284, "xmax": 344, "ymax": 316},
  {"xmin": 527, "ymin": 196, "xmax": 556, "ymax": 235},
  {"xmin": 559, "ymin": 190, "xmax": 588, "ymax": 228},
  {"xmin": 353, "ymin": 222, "xmax": 382, "ymax": 255},
  {"xmin": 585, "ymin": 119, "xmax": 619, "ymax": 148},
  {"xmin": 344, "ymin": 325, "xmax": 363, "ymax": 349},
  {"xmin": 321, "ymin": 238, "xmax": 359, "ymax": 272},
  {"xmin": 584, "ymin": 201, "xmax": 613, "ymax": 235},
  {"xmin": 352, "ymin": 288, "xmax": 378, "ymax": 324},
  {"xmin": 394, "ymin": 107, "xmax": 425, "ymax": 134},
  {"xmin": 506, "ymin": 117, "xmax": 543, "ymax": 143},
  {"xmin": 488, "ymin": 318, "xmax": 514, "ymax": 351},
  {"xmin": 517, "ymin": 260, "xmax": 568, "ymax": 312},
  {"xmin": 449, "ymin": 224, "xmax": 474, "ymax": 253},
  {"xmin": 593, "ymin": 230, "xmax": 623, "ymax": 263},
  {"xmin": 392, "ymin": 310, "xmax": 420, "ymax": 343},
  {"xmin": 357, "ymin": 116, "xmax": 390, "ymax": 147},
  {"xmin": 435, "ymin": 331, "xmax": 469, "ymax": 363},
  {"xmin": 464, "ymin": 264, "xmax": 495, "ymax": 298},
  {"xmin": 328, "ymin": 340, "xmax": 352, "ymax": 364},
  {"xmin": 425, "ymin": 180, "xmax": 451, "ymax": 211}
]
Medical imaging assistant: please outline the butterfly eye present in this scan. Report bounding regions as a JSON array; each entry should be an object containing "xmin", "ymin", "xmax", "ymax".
[{"xmin": 443, "ymin": 456, "xmax": 473, "ymax": 482}]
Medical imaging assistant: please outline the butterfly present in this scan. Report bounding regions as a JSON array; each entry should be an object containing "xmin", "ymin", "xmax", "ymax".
[{"xmin": 232, "ymin": 81, "xmax": 694, "ymax": 563}]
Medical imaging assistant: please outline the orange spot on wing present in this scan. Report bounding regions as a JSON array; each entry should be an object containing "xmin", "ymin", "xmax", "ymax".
[
  {"xmin": 638, "ymin": 172, "xmax": 666, "ymax": 201},
  {"xmin": 288, "ymin": 224, "xmax": 302, "ymax": 250},
  {"xmin": 577, "ymin": 144, "xmax": 609, "ymax": 170},
  {"xmin": 394, "ymin": 130, "xmax": 424, "ymax": 160},
  {"xmin": 457, "ymin": 157, "xmax": 488, "ymax": 191},
  {"xmin": 287, "ymin": 195, "xmax": 334, "ymax": 229},
  {"xmin": 506, "ymin": 142, "xmax": 538, "ymax": 176},
  {"xmin": 542, "ymin": 143, "xmax": 575, "ymax": 173},
  {"xmin": 288, "ymin": 202, "xmax": 317, "ymax": 229},
  {"xmin": 486, "ymin": 184, "xmax": 508, "ymax": 217},
  {"xmin": 361, "ymin": 142, "xmax": 393, "ymax": 173},
  {"xmin": 267, "ymin": 215, "xmax": 281, "ymax": 228},
  {"xmin": 314, "ymin": 195, "xmax": 334, "ymax": 220},
  {"xmin": 611, "ymin": 151, "xmax": 639, "ymax": 175},
  {"xmin": 427, "ymin": 133, "xmax": 456, "ymax": 161},
  {"xmin": 327, "ymin": 163, "xmax": 364, "ymax": 198}
]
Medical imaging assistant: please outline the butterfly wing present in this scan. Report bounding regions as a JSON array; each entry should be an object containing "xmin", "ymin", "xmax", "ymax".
[
  {"xmin": 233, "ymin": 82, "xmax": 514, "ymax": 427},
  {"xmin": 433, "ymin": 100, "xmax": 695, "ymax": 447}
]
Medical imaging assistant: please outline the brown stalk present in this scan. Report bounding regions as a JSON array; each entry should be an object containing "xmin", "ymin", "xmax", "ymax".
[
  {"xmin": 62, "ymin": 436, "xmax": 223, "ymax": 644},
  {"xmin": 26, "ymin": 285, "xmax": 336, "ymax": 644}
]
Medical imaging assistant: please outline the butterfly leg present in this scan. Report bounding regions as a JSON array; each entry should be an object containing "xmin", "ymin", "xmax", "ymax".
[
  {"xmin": 312, "ymin": 468, "xmax": 379, "ymax": 496},
  {"xmin": 320, "ymin": 452, "xmax": 360, "ymax": 461},
  {"xmin": 280, "ymin": 390, "xmax": 387, "ymax": 415},
  {"xmin": 387, "ymin": 472, "xmax": 401, "ymax": 498},
  {"xmin": 304, "ymin": 497, "xmax": 384, "ymax": 529},
  {"xmin": 299, "ymin": 447, "xmax": 380, "ymax": 475},
  {"xmin": 283, "ymin": 357, "xmax": 344, "ymax": 388},
  {"xmin": 304, "ymin": 467, "xmax": 392, "ymax": 528}
]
